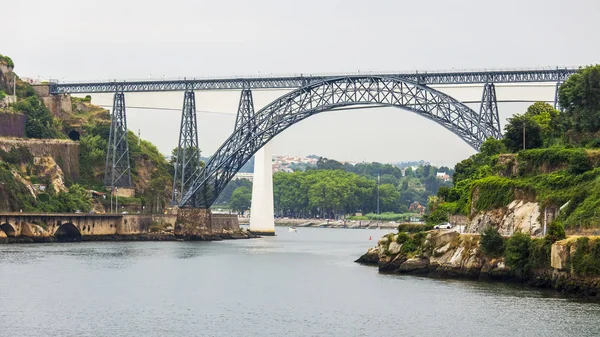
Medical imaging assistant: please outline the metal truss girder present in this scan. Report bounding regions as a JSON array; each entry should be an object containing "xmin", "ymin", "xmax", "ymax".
[
  {"xmin": 172, "ymin": 89, "xmax": 201, "ymax": 204},
  {"xmin": 179, "ymin": 76, "xmax": 502, "ymax": 209},
  {"xmin": 50, "ymin": 68, "xmax": 580, "ymax": 94},
  {"xmin": 104, "ymin": 91, "xmax": 132, "ymax": 187}
]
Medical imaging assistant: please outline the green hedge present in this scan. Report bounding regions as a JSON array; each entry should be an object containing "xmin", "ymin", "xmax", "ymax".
[{"xmin": 567, "ymin": 238, "xmax": 600, "ymax": 276}]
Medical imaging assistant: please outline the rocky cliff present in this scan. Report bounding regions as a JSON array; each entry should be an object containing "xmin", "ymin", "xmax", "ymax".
[
  {"xmin": 356, "ymin": 230, "xmax": 600, "ymax": 298},
  {"xmin": 0, "ymin": 137, "xmax": 79, "ymax": 180}
]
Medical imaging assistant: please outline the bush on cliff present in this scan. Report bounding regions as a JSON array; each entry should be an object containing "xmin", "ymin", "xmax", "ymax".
[
  {"xmin": 400, "ymin": 232, "xmax": 427, "ymax": 256},
  {"xmin": 480, "ymin": 227, "xmax": 505, "ymax": 257},
  {"xmin": 11, "ymin": 96, "xmax": 62, "ymax": 139},
  {"xmin": 504, "ymin": 232, "xmax": 532, "ymax": 276},
  {"xmin": 568, "ymin": 237, "xmax": 600, "ymax": 276}
]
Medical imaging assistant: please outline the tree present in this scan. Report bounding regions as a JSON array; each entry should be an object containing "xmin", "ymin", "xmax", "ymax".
[
  {"xmin": 316, "ymin": 157, "xmax": 344, "ymax": 170},
  {"xmin": 480, "ymin": 138, "xmax": 506, "ymax": 157},
  {"xmin": 503, "ymin": 114, "xmax": 543, "ymax": 152},
  {"xmin": 559, "ymin": 65, "xmax": 600, "ymax": 133},
  {"xmin": 229, "ymin": 186, "xmax": 252, "ymax": 214},
  {"xmin": 504, "ymin": 232, "xmax": 532, "ymax": 276},
  {"xmin": 453, "ymin": 158, "xmax": 475, "ymax": 184},
  {"xmin": 481, "ymin": 227, "xmax": 505, "ymax": 257},
  {"xmin": 378, "ymin": 183, "xmax": 400, "ymax": 212},
  {"xmin": 12, "ymin": 96, "xmax": 59, "ymax": 139},
  {"xmin": 525, "ymin": 102, "xmax": 560, "ymax": 142}
]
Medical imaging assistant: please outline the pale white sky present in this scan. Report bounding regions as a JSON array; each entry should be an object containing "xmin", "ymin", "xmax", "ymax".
[{"xmin": 3, "ymin": 0, "xmax": 599, "ymax": 166}]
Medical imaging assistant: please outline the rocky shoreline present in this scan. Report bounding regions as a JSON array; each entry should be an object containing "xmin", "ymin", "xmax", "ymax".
[
  {"xmin": 356, "ymin": 230, "xmax": 600, "ymax": 299},
  {"xmin": 0, "ymin": 230, "xmax": 259, "ymax": 244}
]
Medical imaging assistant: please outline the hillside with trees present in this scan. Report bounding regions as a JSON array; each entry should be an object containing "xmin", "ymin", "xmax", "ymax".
[
  {"xmin": 429, "ymin": 65, "xmax": 600, "ymax": 231},
  {"xmin": 0, "ymin": 54, "xmax": 172, "ymax": 213}
]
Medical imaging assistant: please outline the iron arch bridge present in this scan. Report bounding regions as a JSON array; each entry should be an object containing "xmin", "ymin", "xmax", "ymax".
[{"xmin": 179, "ymin": 75, "xmax": 501, "ymax": 208}]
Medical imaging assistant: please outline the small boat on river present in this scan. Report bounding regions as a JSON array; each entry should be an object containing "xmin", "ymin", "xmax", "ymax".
[{"xmin": 289, "ymin": 226, "xmax": 297, "ymax": 233}]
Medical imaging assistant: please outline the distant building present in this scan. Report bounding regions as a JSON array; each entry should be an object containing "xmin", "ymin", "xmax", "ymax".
[
  {"xmin": 232, "ymin": 172, "xmax": 253, "ymax": 182},
  {"xmin": 409, "ymin": 201, "xmax": 425, "ymax": 215},
  {"xmin": 436, "ymin": 172, "xmax": 450, "ymax": 182}
]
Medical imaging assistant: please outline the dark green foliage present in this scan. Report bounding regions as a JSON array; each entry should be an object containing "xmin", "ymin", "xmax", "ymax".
[
  {"xmin": 470, "ymin": 176, "xmax": 523, "ymax": 212},
  {"xmin": 400, "ymin": 232, "xmax": 427, "ymax": 255},
  {"xmin": 480, "ymin": 137, "xmax": 506, "ymax": 157},
  {"xmin": 0, "ymin": 54, "xmax": 14, "ymax": 68},
  {"xmin": 480, "ymin": 227, "xmax": 505, "ymax": 257},
  {"xmin": 503, "ymin": 114, "xmax": 543, "ymax": 152},
  {"xmin": 78, "ymin": 134, "xmax": 107, "ymax": 187},
  {"xmin": 396, "ymin": 224, "xmax": 434, "ymax": 233},
  {"xmin": 35, "ymin": 184, "xmax": 93, "ymax": 212},
  {"xmin": 396, "ymin": 232, "xmax": 410, "ymax": 244},
  {"xmin": 0, "ymin": 146, "xmax": 33, "ymax": 165},
  {"xmin": 517, "ymin": 147, "xmax": 590, "ymax": 175},
  {"xmin": 568, "ymin": 238, "xmax": 600, "ymax": 276},
  {"xmin": 545, "ymin": 221, "xmax": 566, "ymax": 243},
  {"xmin": 504, "ymin": 232, "xmax": 532, "ymax": 276},
  {"xmin": 229, "ymin": 186, "xmax": 251, "ymax": 214},
  {"xmin": 559, "ymin": 65, "xmax": 600, "ymax": 133},
  {"xmin": 15, "ymin": 80, "xmax": 35, "ymax": 98},
  {"xmin": 528, "ymin": 238, "xmax": 551, "ymax": 270},
  {"xmin": 215, "ymin": 178, "xmax": 252, "ymax": 205},
  {"xmin": 11, "ymin": 96, "xmax": 61, "ymax": 139},
  {"xmin": 0, "ymin": 163, "xmax": 35, "ymax": 211}
]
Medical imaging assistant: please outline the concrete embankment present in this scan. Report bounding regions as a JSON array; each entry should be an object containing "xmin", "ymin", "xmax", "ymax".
[
  {"xmin": 356, "ymin": 231, "xmax": 600, "ymax": 299},
  {"xmin": 0, "ymin": 211, "xmax": 256, "ymax": 244}
]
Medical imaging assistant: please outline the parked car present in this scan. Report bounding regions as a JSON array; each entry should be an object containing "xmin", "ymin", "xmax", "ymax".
[{"xmin": 434, "ymin": 222, "xmax": 452, "ymax": 229}]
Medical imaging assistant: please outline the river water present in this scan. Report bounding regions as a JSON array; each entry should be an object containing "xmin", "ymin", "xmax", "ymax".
[{"xmin": 1, "ymin": 227, "xmax": 599, "ymax": 337}]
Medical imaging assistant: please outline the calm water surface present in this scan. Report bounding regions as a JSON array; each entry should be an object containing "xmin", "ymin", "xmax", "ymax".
[{"xmin": 1, "ymin": 227, "xmax": 599, "ymax": 337}]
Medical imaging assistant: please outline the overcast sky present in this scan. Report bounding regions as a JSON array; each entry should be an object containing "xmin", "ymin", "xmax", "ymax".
[{"xmin": 4, "ymin": 0, "xmax": 599, "ymax": 166}]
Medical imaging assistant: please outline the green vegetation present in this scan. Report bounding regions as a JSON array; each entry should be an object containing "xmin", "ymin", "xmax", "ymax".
[
  {"xmin": 480, "ymin": 227, "xmax": 505, "ymax": 257},
  {"xmin": 348, "ymin": 212, "xmax": 420, "ymax": 221},
  {"xmin": 504, "ymin": 232, "xmax": 532, "ymax": 275},
  {"xmin": 396, "ymin": 223, "xmax": 434, "ymax": 233},
  {"xmin": 11, "ymin": 96, "xmax": 62, "ymax": 139},
  {"xmin": 567, "ymin": 237, "xmax": 600, "ymax": 276},
  {"xmin": 429, "ymin": 65, "xmax": 600, "ymax": 230},
  {"xmin": 219, "ymin": 158, "xmax": 452, "ymax": 219},
  {"xmin": 229, "ymin": 186, "xmax": 251, "ymax": 214},
  {"xmin": 0, "ymin": 54, "xmax": 14, "ymax": 68},
  {"xmin": 0, "ymin": 56, "xmax": 173, "ymax": 213}
]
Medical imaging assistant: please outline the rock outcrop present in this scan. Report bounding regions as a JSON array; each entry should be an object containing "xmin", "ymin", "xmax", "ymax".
[{"xmin": 356, "ymin": 230, "xmax": 600, "ymax": 298}]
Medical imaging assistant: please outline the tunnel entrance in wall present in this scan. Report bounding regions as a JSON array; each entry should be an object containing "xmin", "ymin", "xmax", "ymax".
[
  {"xmin": 68, "ymin": 130, "xmax": 80, "ymax": 141},
  {"xmin": 0, "ymin": 223, "xmax": 16, "ymax": 237},
  {"xmin": 55, "ymin": 223, "xmax": 82, "ymax": 241}
]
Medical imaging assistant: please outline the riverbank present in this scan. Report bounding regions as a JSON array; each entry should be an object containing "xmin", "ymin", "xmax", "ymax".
[
  {"xmin": 0, "ymin": 230, "xmax": 258, "ymax": 244},
  {"xmin": 356, "ymin": 230, "xmax": 600, "ymax": 299},
  {"xmin": 239, "ymin": 217, "xmax": 418, "ymax": 229}
]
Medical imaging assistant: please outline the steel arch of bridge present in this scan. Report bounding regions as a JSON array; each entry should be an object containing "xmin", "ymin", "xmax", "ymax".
[{"xmin": 179, "ymin": 76, "xmax": 501, "ymax": 208}]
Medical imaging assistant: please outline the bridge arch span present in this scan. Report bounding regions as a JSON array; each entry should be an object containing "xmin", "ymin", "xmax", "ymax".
[
  {"xmin": 180, "ymin": 76, "xmax": 501, "ymax": 208},
  {"xmin": 0, "ymin": 223, "xmax": 16, "ymax": 238},
  {"xmin": 54, "ymin": 223, "xmax": 82, "ymax": 240}
]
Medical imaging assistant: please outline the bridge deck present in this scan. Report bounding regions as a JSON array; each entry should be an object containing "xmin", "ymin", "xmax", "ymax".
[{"xmin": 50, "ymin": 68, "xmax": 578, "ymax": 94}]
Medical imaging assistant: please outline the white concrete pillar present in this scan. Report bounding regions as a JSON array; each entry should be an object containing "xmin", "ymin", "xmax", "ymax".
[{"xmin": 249, "ymin": 142, "xmax": 275, "ymax": 235}]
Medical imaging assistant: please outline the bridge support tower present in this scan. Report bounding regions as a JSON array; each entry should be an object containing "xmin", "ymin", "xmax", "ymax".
[
  {"xmin": 554, "ymin": 81, "xmax": 563, "ymax": 111},
  {"xmin": 172, "ymin": 88, "xmax": 201, "ymax": 204},
  {"xmin": 479, "ymin": 83, "xmax": 502, "ymax": 140},
  {"xmin": 104, "ymin": 90, "xmax": 132, "ymax": 188},
  {"xmin": 236, "ymin": 89, "xmax": 275, "ymax": 235}
]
